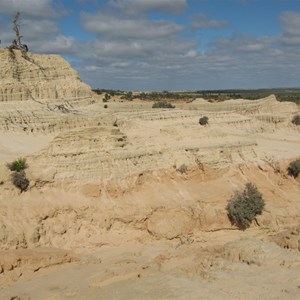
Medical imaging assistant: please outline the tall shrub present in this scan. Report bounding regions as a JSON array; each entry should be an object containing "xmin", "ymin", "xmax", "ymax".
[{"xmin": 226, "ymin": 183, "xmax": 265, "ymax": 229}]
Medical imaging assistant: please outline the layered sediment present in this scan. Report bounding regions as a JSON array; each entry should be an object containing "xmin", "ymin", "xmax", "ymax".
[{"xmin": 0, "ymin": 48, "xmax": 93, "ymax": 103}]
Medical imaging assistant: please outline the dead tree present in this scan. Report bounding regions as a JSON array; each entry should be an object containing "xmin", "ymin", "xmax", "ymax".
[{"xmin": 10, "ymin": 12, "xmax": 28, "ymax": 52}]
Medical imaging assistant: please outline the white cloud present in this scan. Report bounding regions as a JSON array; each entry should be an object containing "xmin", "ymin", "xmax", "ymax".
[
  {"xmin": 29, "ymin": 35, "xmax": 75, "ymax": 54},
  {"xmin": 0, "ymin": 0, "xmax": 73, "ymax": 54},
  {"xmin": 280, "ymin": 11, "xmax": 300, "ymax": 46},
  {"xmin": 77, "ymin": 35, "xmax": 195, "ymax": 61},
  {"xmin": 0, "ymin": 0, "xmax": 54, "ymax": 17},
  {"xmin": 1, "ymin": 1, "xmax": 300, "ymax": 91},
  {"xmin": 76, "ymin": 22, "xmax": 300, "ymax": 91},
  {"xmin": 280, "ymin": 11, "xmax": 300, "ymax": 36},
  {"xmin": 84, "ymin": 65, "xmax": 101, "ymax": 71},
  {"xmin": 22, "ymin": 19, "xmax": 59, "ymax": 38},
  {"xmin": 81, "ymin": 12, "xmax": 182, "ymax": 39},
  {"xmin": 111, "ymin": 61, "xmax": 130, "ymax": 68},
  {"xmin": 184, "ymin": 50, "xmax": 198, "ymax": 58},
  {"xmin": 192, "ymin": 13, "xmax": 228, "ymax": 29},
  {"xmin": 0, "ymin": 15, "xmax": 74, "ymax": 54},
  {"xmin": 109, "ymin": 0, "xmax": 187, "ymax": 15},
  {"xmin": 213, "ymin": 35, "xmax": 273, "ymax": 53}
]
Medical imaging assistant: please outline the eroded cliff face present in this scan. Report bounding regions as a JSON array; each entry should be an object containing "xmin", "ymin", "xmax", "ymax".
[
  {"xmin": 0, "ymin": 48, "xmax": 98, "ymax": 134},
  {"xmin": 0, "ymin": 48, "xmax": 93, "ymax": 103}
]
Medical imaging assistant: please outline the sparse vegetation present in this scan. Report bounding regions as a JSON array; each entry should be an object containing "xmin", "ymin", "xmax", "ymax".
[
  {"xmin": 93, "ymin": 88, "xmax": 300, "ymax": 104},
  {"xmin": 178, "ymin": 164, "xmax": 188, "ymax": 174},
  {"xmin": 7, "ymin": 158, "xmax": 29, "ymax": 192},
  {"xmin": 199, "ymin": 116, "xmax": 209, "ymax": 125},
  {"xmin": 121, "ymin": 91, "xmax": 133, "ymax": 100},
  {"xmin": 288, "ymin": 159, "xmax": 300, "ymax": 178},
  {"xmin": 152, "ymin": 102, "xmax": 175, "ymax": 109},
  {"xmin": 93, "ymin": 89, "xmax": 125, "ymax": 97},
  {"xmin": 136, "ymin": 91, "xmax": 194, "ymax": 102},
  {"xmin": 104, "ymin": 104, "xmax": 108, "ymax": 109},
  {"xmin": 292, "ymin": 115, "xmax": 300, "ymax": 125},
  {"xmin": 103, "ymin": 93, "xmax": 111, "ymax": 102},
  {"xmin": 7, "ymin": 158, "xmax": 28, "ymax": 172},
  {"xmin": 226, "ymin": 183, "xmax": 265, "ymax": 230},
  {"xmin": 11, "ymin": 170, "xmax": 29, "ymax": 192}
]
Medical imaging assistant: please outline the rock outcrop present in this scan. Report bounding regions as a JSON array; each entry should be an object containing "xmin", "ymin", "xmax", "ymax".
[
  {"xmin": 0, "ymin": 48, "xmax": 93, "ymax": 104},
  {"xmin": 0, "ymin": 48, "xmax": 98, "ymax": 134}
]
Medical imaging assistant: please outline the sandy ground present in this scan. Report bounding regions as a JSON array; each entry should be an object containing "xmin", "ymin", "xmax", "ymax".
[
  {"xmin": 0, "ymin": 96, "xmax": 300, "ymax": 300},
  {"xmin": 2, "ymin": 231, "xmax": 300, "ymax": 300},
  {"xmin": 0, "ymin": 133, "xmax": 53, "ymax": 163}
]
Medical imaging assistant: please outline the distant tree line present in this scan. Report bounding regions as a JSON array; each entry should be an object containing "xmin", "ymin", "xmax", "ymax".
[{"xmin": 92, "ymin": 88, "xmax": 300, "ymax": 104}]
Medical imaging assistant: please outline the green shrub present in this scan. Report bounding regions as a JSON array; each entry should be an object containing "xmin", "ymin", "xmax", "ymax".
[
  {"xmin": 11, "ymin": 170, "xmax": 29, "ymax": 192},
  {"xmin": 226, "ymin": 183, "xmax": 265, "ymax": 230},
  {"xmin": 292, "ymin": 115, "xmax": 300, "ymax": 125},
  {"xmin": 288, "ymin": 159, "xmax": 300, "ymax": 177},
  {"xmin": 104, "ymin": 104, "xmax": 108, "ymax": 109},
  {"xmin": 152, "ymin": 102, "xmax": 175, "ymax": 109},
  {"xmin": 7, "ymin": 158, "xmax": 28, "ymax": 172},
  {"xmin": 199, "ymin": 116, "xmax": 209, "ymax": 125}
]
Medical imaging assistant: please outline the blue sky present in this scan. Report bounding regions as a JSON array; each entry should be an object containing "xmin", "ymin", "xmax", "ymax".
[{"xmin": 0, "ymin": 0, "xmax": 300, "ymax": 91}]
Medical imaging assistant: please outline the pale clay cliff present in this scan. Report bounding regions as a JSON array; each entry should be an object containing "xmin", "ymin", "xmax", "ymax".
[
  {"xmin": 0, "ymin": 48, "xmax": 300, "ymax": 299},
  {"xmin": 0, "ymin": 48, "xmax": 93, "ymax": 103}
]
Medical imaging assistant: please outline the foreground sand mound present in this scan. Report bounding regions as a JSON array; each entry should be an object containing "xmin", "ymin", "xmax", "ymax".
[
  {"xmin": 2, "ymin": 234, "xmax": 300, "ymax": 299},
  {"xmin": 1, "ymin": 162, "xmax": 300, "ymax": 251}
]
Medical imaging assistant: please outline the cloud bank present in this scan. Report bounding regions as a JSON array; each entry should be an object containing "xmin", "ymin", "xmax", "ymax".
[{"xmin": 0, "ymin": 0, "xmax": 299, "ymax": 90}]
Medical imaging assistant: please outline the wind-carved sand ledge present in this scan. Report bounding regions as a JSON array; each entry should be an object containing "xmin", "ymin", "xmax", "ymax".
[{"xmin": 0, "ymin": 48, "xmax": 300, "ymax": 299}]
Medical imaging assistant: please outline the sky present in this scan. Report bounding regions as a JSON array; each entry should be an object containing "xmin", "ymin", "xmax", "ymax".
[{"xmin": 0, "ymin": 0, "xmax": 300, "ymax": 91}]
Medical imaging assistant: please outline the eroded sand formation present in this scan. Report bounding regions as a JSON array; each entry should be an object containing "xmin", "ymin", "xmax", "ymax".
[{"xmin": 0, "ymin": 49, "xmax": 300, "ymax": 299}]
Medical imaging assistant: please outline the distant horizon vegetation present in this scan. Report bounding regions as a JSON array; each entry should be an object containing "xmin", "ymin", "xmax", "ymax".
[{"xmin": 93, "ymin": 87, "xmax": 300, "ymax": 104}]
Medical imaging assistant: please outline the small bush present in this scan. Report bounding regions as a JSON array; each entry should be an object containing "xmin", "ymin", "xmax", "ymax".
[
  {"xmin": 178, "ymin": 164, "xmax": 188, "ymax": 174},
  {"xmin": 7, "ymin": 158, "xmax": 28, "ymax": 172},
  {"xmin": 103, "ymin": 93, "xmax": 111, "ymax": 102},
  {"xmin": 288, "ymin": 159, "xmax": 300, "ymax": 178},
  {"xmin": 199, "ymin": 116, "xmax": 209, "ymax": 125},
  {"xmin": 226, "ymin": 183, "xmax": 265, "ymax": 230},
  {"xmin": 292, "ymin": 115, "xmax": 300, "ymax": 125},
  {"xmin": 104, "ymin": 104, "xmax": 108, "ymax": 109},
  {"xmin": 11, "ymin": 170, "xmax": 29, "ymax": 192},
  {"xmin": 152, "ymin": 102, "xmax": 175, "ymax": 109}
]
